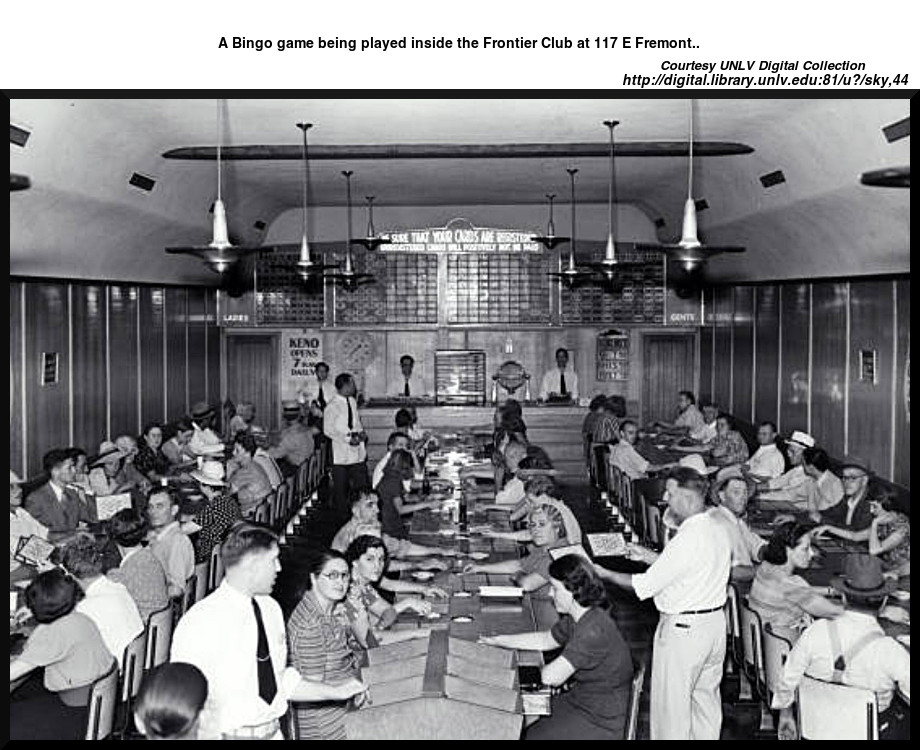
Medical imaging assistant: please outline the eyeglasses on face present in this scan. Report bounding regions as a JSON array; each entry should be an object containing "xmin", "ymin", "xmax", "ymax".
[{"xmin": 321, "ymin": 571, "xmax": 351, "ymax": 582}]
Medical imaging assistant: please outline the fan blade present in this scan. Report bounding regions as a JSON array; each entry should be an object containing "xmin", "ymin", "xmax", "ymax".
[
  {"xmin": 10, "ymin": 173, "xmax": 31, "ymax": 191},
  {"xmin": 351, "ymin": 237, "xmax": 392, "ymax": 251},
  {"xmin": 531, "ymin": 235, "xmax": 571, "ymax": 250},
  {"xmin": 861, "ymin": 166, "xmax": 909, "ymax": 188}
]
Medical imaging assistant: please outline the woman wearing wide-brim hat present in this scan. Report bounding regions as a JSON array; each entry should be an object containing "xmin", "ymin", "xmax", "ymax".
[
  {"xmin": 88, "ymin": 441, "xmax": 130, "ymax": 496},
  {"xmin": 184, "ymin": 461, "xmax": 241, "ymax": 566}
]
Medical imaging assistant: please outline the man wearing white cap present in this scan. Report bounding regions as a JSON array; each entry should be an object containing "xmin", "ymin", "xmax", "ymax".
[
  {"xmin": 757, "ymin": 430, "xmax": 815, "ymax": 507},
  {"xmin": 10, "ymin": 470, "xmax": 49, "ymax": 579}
]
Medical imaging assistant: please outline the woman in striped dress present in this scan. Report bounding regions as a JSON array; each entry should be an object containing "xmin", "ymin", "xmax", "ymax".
[{"xmin": 287, "ymin": 549, "xmax": 360, "ymax": 740}]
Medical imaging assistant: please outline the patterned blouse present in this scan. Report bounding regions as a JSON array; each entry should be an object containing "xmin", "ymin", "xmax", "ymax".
[
  {"xmin": 709, "ymin": 430, "xmax": 750, "ymax": 467},
  {"xmin": 192, "ymin": 494, "xmax": 242, "ymax": 565},
  {"xmin": 135, "ymin": 443, "xmax": 170, "ymax": 478},
  {"xmin": 287, "ymin": 591, "xmax": 359, "ymax": 741},
  {"xmin": 877, "ymin": 512, "xmax": 910, "ymax": 571}
]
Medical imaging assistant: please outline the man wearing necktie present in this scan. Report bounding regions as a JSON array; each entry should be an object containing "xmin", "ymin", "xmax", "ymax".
[
  {"xmin": 171, "ymin": 522, "xmax": 366, "ymax": 740},
  {"xmin": 396, "ymin": 354, "xmax": 426, "ymax": 399},
  {"xmin": 539, "ymin": 347, "xmax": 579, "ymax": 402},
  {"xmin": 323, "ymin": 373, "xmax": 370, "ymax": 520}
]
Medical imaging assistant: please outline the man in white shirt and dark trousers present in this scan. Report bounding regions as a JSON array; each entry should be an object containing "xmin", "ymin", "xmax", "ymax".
[
  {"xmin": 540, "ymin": 347, "xmax": 578, "ymax": 401},
  {"xmin": 596, "ymin": 467, "xmax": 732, "ymax": 740},
  {"xmin": 396, "ymin": 354, "xmax": 426, "ymax": 398},
  {"xmin": 323, "ymin": 373, "xmax": 369, "ymax": 521},
  {"xmin": 171, "ymin": 521, "xmax": 366, "ymax": 740}
]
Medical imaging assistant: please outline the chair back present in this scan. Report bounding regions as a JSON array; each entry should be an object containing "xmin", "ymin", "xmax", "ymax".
[
  {"xmin": 762, "ymin": 626, "xmax": 793, "ymax": 705},
  {"xmin": 797, "ymin": 675, "xmax": 879, "ymax": 740},
  {"xmin": 645, "ymin": 503, "xmax": 662, "ymax": 550},
  {"xmin": 594, "ymin": 444, "xmax": 610, "ymax": 491},
  {"xmin": 254, "ymin": 499, "xmax": 271, "ymax": 525},
  {"xmin": 208, "ymin": 542, "xmax": 225, "ymax": 592},
  {"xmin": 724, "ymin": 582, "xmax": 743, "ymax": 666},
  {"xmin": 624, "ymin": 659, "xmax": 647, "ymax": 740},
  {"xmin": 739, "ymin": 598, "xmax": 766, "ymax": 695},
  {"xmin": 193, "ymin": 560, "xmax": 209, "ymax": 601},
  {"xmin": 272, "ymin": 482, "xmax": 289, "ymax": 527},
  {"xmin": 144, "ymin": 603, "xmax": 174, "ymax": 671},
  {"xmin": 119, "ymin": 632, "xmax": 148, "ymax": 703},
  {"xmin": 84, "ymin": 661, "xmax": 119, "ymax": 740}
]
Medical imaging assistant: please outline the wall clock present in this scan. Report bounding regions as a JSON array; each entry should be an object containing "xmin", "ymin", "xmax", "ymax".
[{"xmin": 339, "ymin": 331, "xmax": 375, "ymax": 371}]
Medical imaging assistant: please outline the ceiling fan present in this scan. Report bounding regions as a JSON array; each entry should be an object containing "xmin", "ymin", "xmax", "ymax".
[
  {"xmin": 325, "ymin": 170, "xmax": 376, "ymax": 291},
  {"xmin": 860, "ymin": 166, "xmax": 909, "ymax": 188},
  {"xmin": 639, "ymin": 99, "xmax": 745, "ymax": 273},
  {"xmin": 166, "ymin": 100, "xmax": 262, "ymax": 275},
  {"xmin": 547, "ymin": 168, "xmax": 594, "ymax": 288},
  {"xmin": 290, "ymin": 122, "xmax": 339, "ymax": 281},
  {"xmin": 531, "ymin": 193, "xmax": 569, "ymax": 250},
  {"xmin": 351, "ymin": 196, "xmax": 392, "ymax": 251}
]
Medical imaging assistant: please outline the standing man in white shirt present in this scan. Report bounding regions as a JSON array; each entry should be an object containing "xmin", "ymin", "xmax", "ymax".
[
  {"xmin": 395, "ymin": 354, "xmax": 427, "ymax": 398},
  {"xmin": 170, "ymin": 522, "xmax": 366, "ymax": 740},
  {"xmin": 596, "ymin": 467, "xmax": 732, "ymax": 740},
  {"xmin": 308, "ymin": 361, "xmax": 336, "ymax": 415},
  {"xmin": 540, "ymin": 347, "xmax": 578, "ymax": 402},
  {"xmin": 324, "ymin": 373, "xmax": 370, "ymax": 520}
]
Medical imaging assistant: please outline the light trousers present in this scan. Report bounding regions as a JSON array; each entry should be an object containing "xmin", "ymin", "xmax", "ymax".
[{"xmin": 650, "ymin": 609, "xmax": 726, "ymax": 740}]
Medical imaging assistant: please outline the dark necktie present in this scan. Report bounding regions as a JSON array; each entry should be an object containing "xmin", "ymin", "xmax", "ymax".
[
  {"xmin": 252, "ymin": 599, "xmax": 277, "ymax": 705},
  {"xmin": 560, "ymin": 371, "xmax": 567, "ymax": 396},
  {"xmin": 347, "ymin": 398, "xmax": 354, "ymax": 430},
  {"xmin": 318, "ymin": 386, "xmax": 326, "ymax": 409},
  {"xmin": 404, "ymin": 380, "xmax": 411, "ymax": 397}
]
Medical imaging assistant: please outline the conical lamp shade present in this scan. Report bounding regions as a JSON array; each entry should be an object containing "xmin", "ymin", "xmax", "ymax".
[
  {"xmin": 678, "ymin": 197, "xmax": 702, "ymax": 249},
  {"xmin": 604, "ymin": 232, "xmax": 617, "ymax": 262},
  {"xmin": 209, "ymin": 199, "xmax": 232, "ymax": 250}
]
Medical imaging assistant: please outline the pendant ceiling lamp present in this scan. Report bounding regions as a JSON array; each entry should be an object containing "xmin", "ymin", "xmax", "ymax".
[
  {"xmin": 292, "ymin": 122, "xmax": 338, "ymax": 281},
  {"xmin": 326, "ymin": 170, "xmax": 375, "ymax": 291},
  {"xmin": 642, "ymin": 99, "xmax": 745, "ymax": 272},
  {"xmin": 166, "ymin": 100, "xmax": 261, "ymax": 274},
  {"xmin": 547, "ymin": 168, "xmax": 593, "ymax": 288},
  {"xmin": 531, "ymin": 193, "xmax": 570, "ymax": 249},
  {"xmin": 352, "ymin": 195, "xmax": 392, "ymax": 251}
]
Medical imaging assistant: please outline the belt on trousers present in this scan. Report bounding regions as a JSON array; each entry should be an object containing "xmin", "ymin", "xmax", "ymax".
[
  {"xmin": 676, "ymin": 605, "xmax": 724, "ymax": 615},
  {"xmin": 221, "ymin": 718, "xmax": 281, "ymax": 740}
]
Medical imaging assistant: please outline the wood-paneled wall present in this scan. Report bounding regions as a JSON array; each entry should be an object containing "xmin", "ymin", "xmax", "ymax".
[
  {"xmin": 700, "ymin": 277, "xmax": 910, "ymax": 489},
  {"xmin": 9, "ymin": 280, "xmax": 221, "ymax": 478}
]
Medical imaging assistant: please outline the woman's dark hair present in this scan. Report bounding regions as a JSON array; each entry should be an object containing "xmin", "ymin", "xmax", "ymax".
[
  {"xmin": 60, "ymin": 532, "xmax": 105, "ymax": 579},
  {"xmin": 802, "ymin": 447, "xmax": 830, "ymax": 472},
  {"xmin": 547, "ymin": 555, "xmax": 609, "ymax": 610},
  {"xmin": 384, "ymin": 449, "xmax": 415, "ymax": 478},
  {"xmin": 524, "ymin": 474, "xmax": 557, "ymax": 497},
  {"xmin": 679, "ymin": 390, "xmax": 696, "ymax": 405},
  {"xmin": 141, "ymin": 421, "xmax": 163, "ymax": 440},
  {"xmin": 25, "ymin": 568, "xmax": 83, "ymax": 623},
  {"xmin": 605, "ymin": 395, "xmax": 627, "ymax": 418},
  {"xmin": 522, "ymin": 444, "xmax": 553, "ymax": 469},
  {"xmin": 502, "ymin": 399, "xmax": 523, "ymax": 421},
  {"xmin": 135, "ymin": 662, "xmax": 209, "ymax": 740},
  {"xmin": 717, "ymin": 414, "xmax": 735, "ymax": 430},
  {"xmin": 301, "ymin": 548, "xmax": 348, "ymax": 592},
  {"xmin": 499, "ymin": 415, "xmax": 528, "ymax": 442},
  {"xmin": 588, "ymin": 394, "xmax": 608, "ymax": 412},
  {"xmin": 344, "ymin": 534, "xmax": 387, "ymax": 567},
  {"xmin": 64, "ymin": 446, "xmax": 88, "ymax": 462},
  {"xmin": 173, "ymin": 417, "xmax": 194, "ymax": 434},
  {"xmin": 395, "ymin": 408, "xmax": 413, "ymax": 429},
  {"xmin": 762, "ymin": 521, "xmax": 815, "ymax": 565},
  {"xmin": 220, "ymin": 521, "xmax": 279, "ymax": 570},
  {"xmin": 108, "ymin": 508, "xmax": 149, "ymax": 548},
  {"xmin": 872, "ymin": 487, "xmax": 901, "ymax": 513},
  {"xmin": 233, "ymin": 432, "xmax": 258, "ymax": 457}
]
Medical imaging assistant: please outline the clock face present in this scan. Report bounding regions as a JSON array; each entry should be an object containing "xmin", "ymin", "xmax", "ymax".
[{"xmin": 339, "ymin": 332, "xmax": 375, "ymax": 370}]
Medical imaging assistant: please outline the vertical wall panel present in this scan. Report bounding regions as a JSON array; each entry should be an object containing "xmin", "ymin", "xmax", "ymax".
[
  {"xmin": 712, "ymin": 287, "xmax": 733, "ymax": 409},
  {"xmin": 754, "ymin": 285, "xmax": 780, "ymax": 428},
  {"xmin": 810, "ymin": 282, "xmax": 848, "ymax": 459},
  {"xmin": 698, "ymin": 327, "xmax": 713, "ymax": 405},
  {"xmin": 893, "ymin": 280, "xmax": 910, "ymax": 488},
  {"xmin": 71, "ymin": 284, "xmax": 108, "ymax": 452},
  {"xmin": 206, "ymin": 290, "xmax": 222, "ymax": 415},
  {"xmin": 848, "ymin": 280, "xmax": 894, "ymax": 480},
  {"xmin": 24, "ymin": 283, "xmax": 70, "ymax": 476},
  {"xmin": 108, "ymin": 286, "xmax": 140, "ymax": 437},
  {"xmin": 139, "ymin": 287, "xmax": 166, "ymax": 427},
  {"xmin": 165, "ymin": 288, "xmax": 189, "ymax": 418},
  {"xmin": 187, "ymin": 288, "xmax": 209, "ymax": 410},
  {"xmin": 779, "ymin": 283, "xmax": 810, "ymax": 433},
  {"xmin": 732, "ymin": 286, "xmax": 755, "ymax": 422},
  {"xmin": 10, "ymin": 282, "xmax": 24, "ymax": 475}
]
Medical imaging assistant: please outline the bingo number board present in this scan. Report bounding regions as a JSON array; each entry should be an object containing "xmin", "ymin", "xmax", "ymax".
[
  {"xmin": 254, "ymin": 249, "xmax": 326, "ymax": 325},
  {"xmin": 334, "ymin": 252, "xmax": 439, "ymax": 325},
  {"xmin": 561, "ymin": 245, "xmax": 666, "ymax": 325},
  {"xmin": 447, "ymin": 253, "xmax": 551, "ymax": 325}
]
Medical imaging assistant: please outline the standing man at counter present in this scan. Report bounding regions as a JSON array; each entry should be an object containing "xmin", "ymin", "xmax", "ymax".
[
  {"xmin": 540, "ymin": 347, "xmax": 578, "ymax": 402},
  {"xmin": 309, "ymin": 362, "xmax": 336, "ymax": 415},
  {"xmin": 324, "ymin": 373, "xmax": 369, "ymax": 520},
  {"xmin": 395, "ymin": 354, "xmax": 427, "ymax": 398}
]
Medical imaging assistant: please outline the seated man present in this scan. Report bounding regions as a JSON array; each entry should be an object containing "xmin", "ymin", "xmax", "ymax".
[
  {"xmin": 688, "ymin": 403, "xmax": 720, "ymax": 444},
  {"xmin": 591, "ymin": 396, "xmax": 623, "ymax": 446},
  {"xmin": 227, "ymin": 434, "xmax": 273, "ymax": 517},
  {"xmin": 707, "ymin": 475, "xmax": 766, "ymax": 581},
  {"xmin": 707, "ymin": 415, "xmax": 750, "ymax": 467},
  {"xmin": 608, "ymin": 420, "xmax": 676, "ymax": 480},
  {"xmin": 540, "ymin": 347, "xmax": 578, "ymax": 402},
  {"xmin": 228, "ymin": 402, "xmax": 258, "ymax": 441},
  {"xmin": 757, "ymin": 430, "xmax": 816, "ymax": 507},
  {"xmin": 812, "ymin": 456, "xmax": 876, "ymax": 538},
  {"xmin": 24, "ymin": 449, "xmax": 95, "ymax": 541},
  {"xmin": 652, "ymin": 390, "xmax": 705, "ymax": 435},
  {"xmin": 772, "ymin": 554, "xmax": 910, "ymax": 740},
  {"xmin": 146, "ymin": 488, "xmax": 194, "ymax": 599},
  {"xmin": 476, "ymin": 440, "xmax": 529, "ymax": 508},
  {"xmin": 719, "ymin": 420, "xmax": 785, "ymax": 482},
  {"xmin": 801, "ymin": 447, "xmax": 844, "ymax": 518},
  {"xmin": 269, "ymin": 401, "xmax": 316, "ymax": 477}
]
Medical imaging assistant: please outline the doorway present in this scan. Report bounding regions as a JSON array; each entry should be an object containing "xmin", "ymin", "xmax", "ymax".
[
  {"xmin": 642, "ymin": 334, "xmax": 697, "ymax": 424},
  {"xmin": 225, "ymin": 334, "xmax": 280, "ymax": 432}
]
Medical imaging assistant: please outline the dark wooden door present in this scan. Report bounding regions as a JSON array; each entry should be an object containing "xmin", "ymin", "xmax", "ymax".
[
  {"xmin": 225, "ymin": 334, "xmax": 279, "ymax": 432},
  {"xmin": 642, "ymin": 334, "xmax": 697, "ymax": 424}
]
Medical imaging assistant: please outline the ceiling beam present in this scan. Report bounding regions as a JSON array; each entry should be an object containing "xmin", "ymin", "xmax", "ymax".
[{"xmin": 162, "ymin": 141, "xmax": 754, "ymax": 161}]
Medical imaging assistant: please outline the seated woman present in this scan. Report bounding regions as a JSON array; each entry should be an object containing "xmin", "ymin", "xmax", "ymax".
[
  {"xmin": 465, "ymin": 505, "xmax": 568, "ymax": 593},
  {"xmin": 106, "ymin": 508, "xmax": 170, "ymax": 621},
  {"xmin": 161, "ymin": 418, "xmax": 196, "ymax": 467},
  {"xmin": 135, "ymin": 422, "xmax": 171, "ymax": 481},
  {"xmin": 373, "ymin": 449, "xmax": 439, "ymax": 540},
  {"xmin": 496, "ymin": 475, "xmax": 583, "ymax": 545},
  {"xmin": 341, "ymin": 535, "xmax": 434, "ymax": 650},
  {"xmin": 135, "ymin": 662, "xmax": 208, "ymax": 741},
  {"xmin": 747, "ymin": 521, "xmax": 845, "ymax": 643},
  {"xmin": 286, "ymin": 549, "xmax": 362, "ymax": 741},
  {"xmin": 10, "ymin": 568, "xmax": 115, "ymax": 740},
  {"xmin": 481, "ymin": 555, "xmax": 634, "ymax": 740},
  {"xmin": 88, "ymin": 440, "xmax": 131, "ymax": 496}
]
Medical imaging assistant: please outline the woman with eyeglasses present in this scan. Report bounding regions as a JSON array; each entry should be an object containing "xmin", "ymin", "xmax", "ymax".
[
  {"xmin": 481, "ymin": 555, "xmax": 634, "ymax": 740},
  {"xmin": 286, "ymin": 549, "xmax": 362, "ymax": 740},
  {"xmin": 464, "ymin": 505, "xmax": 568, "ymax": 593}
]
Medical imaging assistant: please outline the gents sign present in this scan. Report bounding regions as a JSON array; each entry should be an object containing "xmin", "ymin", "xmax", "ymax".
[
  {"xmin": 281, "ymin": 329, "xmax": 323, "ymax": 401},
  {"xmin": 382, "ymin": 221, "xmax": 540, "ymax": 253}
]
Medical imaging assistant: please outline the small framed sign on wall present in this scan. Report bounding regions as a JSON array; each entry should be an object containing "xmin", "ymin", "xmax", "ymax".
[
  {"xmin": 859, "ymin": 349, "xmax": 878, "ymax": 385},
  {"xmin": 40, "ymin": 352, "xmax": 59, "ymax": 386}
]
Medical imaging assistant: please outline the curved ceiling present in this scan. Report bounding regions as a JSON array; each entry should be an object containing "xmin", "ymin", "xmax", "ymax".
[{"xmin": 9, "ymin": 98, "xmax": 910, "ymax": 285}]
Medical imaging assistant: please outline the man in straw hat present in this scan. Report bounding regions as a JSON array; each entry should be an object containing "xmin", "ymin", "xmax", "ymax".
[
  {"xmin": 188, "ymin": 401, "xmax": 225, "ymax": 457},
  {"xmin": 269, "ymin": 400, "xmax": 315, "ymax": 478},
  {"xmin": 772, "ymin": 553, "xmax": 910, "ymax": 740},
  {"xmin": 756, "ymin": 429, "xmax": 816, "ymax": 507},
  {"xmin": 813, "ymin": 455, "xmax": 876, "ymax": 536}
]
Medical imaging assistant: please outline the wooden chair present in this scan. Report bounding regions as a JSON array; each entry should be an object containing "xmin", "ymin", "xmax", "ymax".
[
  {"xmin": 272, "ymin": 483, "xmax": 289, "ymax": 528},
  {"xmin": 762, "ymin": 627, "xmax": 793, "ymax": 706},
  {"xmin": 144, "ymin": 604, "xmax": 174, "ymax": 672},
  {"xmin": 624, "ymin": 660, "xmax": 647, "ymax": 740},
  {"xmin": 254, "ymin": 499, "xmax": 271, "ymax": 525},
  {"xmin": 84, "ymin": 660, "xmax": 119, "ymax": 740},
  {"xmin": 208, "ymin": 543, "xmax": 225, "ymax": 592},
  {"xmin": 296, "ymin": 458, "xmax": 311, "ymax": 504},
  {"xmin": 797, "ymin": 675, "xmax": 879, "ymax": 740},
  {"xmin": 724, "ymin": 582, "xmax": 743, "ymax": 667},
  {"xmin": 116, "ymin": 632, "xmax": 147, "ymax": 738},
  {"xmin": 739, "ymin": 598, "xmax": 766, "ymax": 696},
  {"xmin": 645, "ymin": 503, "xmax": 662, "ymax": 550},
  {"xmin": 193, "ymin": 560, "xmax": 209, "ymax": 602},
  {"xmin": 283, "ymin": 475, "xmax": 297, "ymax": 522},
  {"xmin": 172, "ymin": 572, "xmax": 198, "ymax": 626}
]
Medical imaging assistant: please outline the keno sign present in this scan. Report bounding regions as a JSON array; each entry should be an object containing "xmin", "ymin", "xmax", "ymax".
[{"xmin": 282, "ymin": 329, "xmax": 323, "ymax": 401}]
